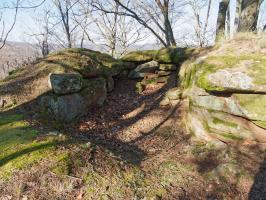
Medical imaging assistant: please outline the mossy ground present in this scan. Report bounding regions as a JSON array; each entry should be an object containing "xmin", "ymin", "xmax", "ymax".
[
  {"xmin": 1, "ymin": 36, "xmax": 266, "ymax": 198},
  {"xmin": 0, "ymin": 114, "xmax": 68, "ymax": 179},
  {"xmin": 0, "ymin": 112, "xmax": 202, "ymax": 199},
  {"xmin": 0, "ymin": 88, "xmax": 264, "ymax": 199}
]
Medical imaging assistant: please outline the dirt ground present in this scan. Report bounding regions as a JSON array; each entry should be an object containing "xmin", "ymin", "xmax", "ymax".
[{"xmin": 1, "ymin": 74, "xmax": 266, "ymax": 199}]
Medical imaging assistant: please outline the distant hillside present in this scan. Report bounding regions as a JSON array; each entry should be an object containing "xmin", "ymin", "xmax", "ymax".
[{"xmin": 0, "ymin": 42, "xmax": 39, "ymax": 79}]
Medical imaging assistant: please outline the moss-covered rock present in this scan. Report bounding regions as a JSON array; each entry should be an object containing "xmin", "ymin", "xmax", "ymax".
[
  {"xmin": 192, "ymin": 55, "xmax": 266, "ymax": 93},
  {"xmin": 128, "ymin": 61, "xmax": 159, "ymax": 79},
  {"xmin": 44, "ymin": 77, "xmax": 107, "ymax": 122},
  {"xmin": 122, "ymin": 47, "xmax": 189, "ymax": 64},
  {"xmin": 159, "ymin": 64, "xmax": 177, "ymax": 71},
  {"xmin": 154, "ymin": 47, "xmax": 186, "ymax": 64},
  {"xmin": 191, "ymin": 92, "xmax": 266, "ymax": 122},
  {"xmin": 0, "ymin": 48, "xmax": 124, "ymax": 109},
  {"xmin": 48, "ymin": 73, "xmax": 83, "ymax": 95},
  {"xmin": 121, "ymin": 50, "xmax": 157, "ymax": 63},
  {"xmin": 43, "ymin": 48, "xmax": 124, "ymax": 78},
  {"xmin": 186, "ymin": 107, "xmax": 263, "ymax": 144},
  {"xmin": 180, "ymin": 49, "xmax": 266, "ymax": 145}
]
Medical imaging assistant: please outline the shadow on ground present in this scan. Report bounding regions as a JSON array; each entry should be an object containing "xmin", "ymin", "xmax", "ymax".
[
  {"xmin": 249, "ymin": 156, "xmax": 266, "ymax": 200},
  {"xmin": 0, "ymin": 70, "xmax": 179, "ymax": 168}
]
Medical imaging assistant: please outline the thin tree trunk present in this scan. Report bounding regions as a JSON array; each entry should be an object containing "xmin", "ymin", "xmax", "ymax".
[
  {"xmin": 234, "ymin": 0, "xmax": 242, "ymax": 34},
  {"xmin": 155, "ymin": 0, "xmax": 176, "ymax": 46},
  {"xmin": 216, "ymin": 0, "xmax": 230, "ymax": 41},
  {"xmin": 203, "ymin": 0, "xmax": 212, "ymax": 35},
  {"xmin": 238, "ymin": 0, "xmax": 260, "ymax": 32},
  {"xmin": 225, "ymin": 2, "xmax": 230, "ymax": 39}
]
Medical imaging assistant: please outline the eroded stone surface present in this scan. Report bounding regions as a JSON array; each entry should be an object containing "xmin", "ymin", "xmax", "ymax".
[
  {"xmin": 208, "ymin": 69, "xmax": 253, "ymax": 91},
  {"xmin": 44, "ymin": 78, "xmax": 107, "ymax": 122},
  {"xmin": 48, "ymin": 73, "xmax": 83, "ymax": 95}
]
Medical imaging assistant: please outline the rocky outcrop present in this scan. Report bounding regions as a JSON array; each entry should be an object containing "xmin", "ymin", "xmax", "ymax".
[
  {"xmin": 123, "ymin": 47, "xmax": 188, "ymax": 94},
  {"xmin": 0, "ymin": 48, "xmax": 127, "ymax": 110},
  {"xmin": 48, "ymin": 73, "xmax": 83, "ymax": 95},
  {"xmin": 180, "ymin": 52, "xmax": 266, "ymax": 146},
  {"xmin": 0, "ymin": 48, "xmax": 133, "ymax": 122},
  {"xmin": 160, "ymin": 87, "xmax": 182, "ymax": 107},
  {"xmin": 43, "ymin": 78, "xmax": 107, "ymax": 122},
  {"xmin": 128, "ymin": 61, "xmax": 159, "ymax": 79},
  {"xmin": 159, "ymin": 64, "xmax": 177, "ymax": 71}
]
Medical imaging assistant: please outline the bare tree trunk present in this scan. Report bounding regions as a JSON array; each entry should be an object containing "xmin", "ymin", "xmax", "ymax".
[
  {"xmin": 238, "ymin": 0, "xmax": 260, "ymax": 32},
  {"xmin": 225, "ymin": 2, "xmax": 231, "ymax": 39},
  {"xmin": 203, "ymin": 0, "xmax": 212, "ymax": 35},
  {"xmin": 80, "ymin": 31, "xmax": 85, "ymax": 48},
  {"xmin": 155, "ymin": 0, "xmax": 176, "ymax": 46},
  {"xmin": 234, "ymin": 0, "xmax": 242, "ymax": 34},
  {"xmin": 165, "ymin": 13, "xmax": 176, "ymax": 46},
  {"xmin": 216, "ymin": 0, "xmax": 230, "ymax": 41},
  {"xmin": 53, "ymin": 0, "xmax": 73, "ymax": 48},
  {"xmin": 92, "ymin": 0, "xmax": 179, "ymax": 47}
]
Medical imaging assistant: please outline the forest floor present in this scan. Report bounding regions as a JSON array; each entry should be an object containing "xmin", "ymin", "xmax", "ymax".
[{"xmin": 0, "ymin": 75, "xmax": 266, "ymax": 199}]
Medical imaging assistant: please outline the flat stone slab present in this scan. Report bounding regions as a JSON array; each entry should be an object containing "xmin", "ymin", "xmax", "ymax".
[
  {"xmin": 191, "ymin": 92, "xmax": 266, "ymax": 121},
  {"xmin": 196, "ymin": 58, "xmax": 266, "ymax": 93},
  {"xmin": 159, "ymin": 64, "xmax": 177, "ymax": 71}
]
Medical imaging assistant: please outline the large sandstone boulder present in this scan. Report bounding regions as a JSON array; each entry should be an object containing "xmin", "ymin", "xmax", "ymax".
[
  {"xmin": 191, "ymin": 93, "xmax": 266, "ymax": 121},
  {"xmin": 48, "ymin": 73, "xmax": 82, "ymax": 95},
  {"xmin": 43, "ymin": 77, "xmax": 107, "ymax": 122},
  {"xmin": 187, "ymin": 107, "xmax": 266, "ymax": 144},
  {"xmin": 179, "ymin": 48, "xmax": 266, "ymax": 146},
  {"xmin": 195, "ymin": 57, "xmax": 266, "ymax": 93}
]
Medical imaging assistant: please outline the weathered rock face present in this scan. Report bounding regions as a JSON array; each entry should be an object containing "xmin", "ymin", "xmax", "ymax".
[
  {"xmin": 166, "ymin": 87, "xmax": 182, "ymax": 100},
  {"xmin": 180, "ymin": 52, "xmax": 266, "ymax": 146},
  {"xmin": 128, "ymin": 61, "xmax": 159, "ymax": 79},
  {"xmin": 196, "ymin": 58, "xmax": 266, "ymax": 93},
  {"xmin": 191, "ymin": 93, "xmax": 266, "ymax": 121},
  {"xmin": 106, "ymin": 76, "xmax": 114, "ymax": 92},
  {"xmin": 44, "ymin": 78, "xmax": 107, "ymax": 122},
  {"xmin": 159, "ymin": 64, "xmax": 177, "ymax": 71},
  {"xmin": 47, "ymin": 93, "xmax": 87, "ymax": 122},
  {"xmin": 48, "ymin": 73, "xmax": 83, "ymax": 95},
  {"xmin": 0, "ymin": 48, "xmax": 126, "ymax": 110}
]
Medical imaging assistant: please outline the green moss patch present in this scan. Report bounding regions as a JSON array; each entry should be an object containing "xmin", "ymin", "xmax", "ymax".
[
  {"xmin": 121, "ymin": 50, "xmax": 157, "ymax": 62},
  {"xmin": 42, "ymin": 48, "xmax": 124, "ymax": 77},
  {"xmin": 0, "ymin": 114, "xmax": 63, "ymax": 179},
  {"xmin": 122, "ymin": 47, "xmax": 191, "ymax": 64},
  {"xmin": 252, "ymin": 121, "xmax": 266, "ymax": 129},
  {"xmin": 234, "ymin": 94, "xmax": 266, "ymax": 121},
  {"xmin": 212, "ymin": 117, "xmax": 238, "ymax": 129},
  {"xmin": 154, "ymin": 47, "xmax": 186, "ymax": 63},
  {"xmin": 191, "ymin": 54, "xmax": 266, "ymax": 91}
]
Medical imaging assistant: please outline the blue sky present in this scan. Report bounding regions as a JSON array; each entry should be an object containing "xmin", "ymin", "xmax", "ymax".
[
  {"xmin": 1, "ymin": 0, "xmax": 265, "ymax": 44},
  {"xmin": 1, "ymin": 0, "xmax": 220, "ymax": 44}
]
